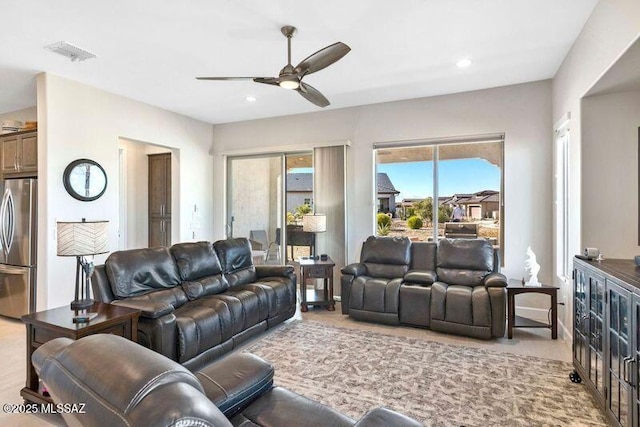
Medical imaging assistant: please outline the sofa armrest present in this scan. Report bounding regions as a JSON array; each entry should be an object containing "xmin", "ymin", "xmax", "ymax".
[
  {"xmin": 354, "ymin": 407, "xmax": 423, "ymax": 427},
  {"xmin": 111, "ymin": 299, "xmax": 173, "ymax": 319},
  {"xmin": 255, "ymin": 265, "xmax": 295, "ymax": 279},
  {"xmin": 341, "ymin": 263, "xmax": 367, "ymax": 277},
  {"xmin": 196, "ymin": 353, "xmax": 274, "ymax": 417},
  {"xmin": 484, "ymin": 272, "xmax": 508, "ymax": 288},
  {"xmin": 404, "ymin": 270, "xmax": 436, "ymax": 286}
]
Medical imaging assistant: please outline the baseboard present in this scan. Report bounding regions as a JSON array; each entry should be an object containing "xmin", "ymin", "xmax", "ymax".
[
  {"xmin": 514, "ymin": 305, "xmax": 550, "ymax": 321},
  {"xmin": 517, "ymin": 305, "xmax": 573, "ymax": 344}
]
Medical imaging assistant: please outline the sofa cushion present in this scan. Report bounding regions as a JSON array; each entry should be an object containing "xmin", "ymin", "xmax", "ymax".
[
  {"xmin": 410, "ymin": 241, "xmax": 437, "ymax": 271},
  {"xmin": 174, "ymin": 299, "xmax": 234, "ymax": 363},
  {"xmin": 349, "ymin": 277, "xmax": 402, "ymax": 314},
  {"xmin": 182, "ymin": 276, "xmax": 229, "ymax": 301},
  {"xmin": 436, "ymin": 239, "xmax": 493, "ymax": 286},
  {"xmin": 360, "ymin": 236, "xmax": 411, "ymax": 280},
  {"xmin": 196, "ymin": 353, "xmax": 274, "ymax": 417},
  {"xmin": 171, "ymin": 241, "xmax": 224, "ymax": 281},
  {"xmin": 209, "ymin": 289, "xmax": 268, "ymax": 334},
  {"xmin": 111, "ymin": 287, "xmax": 188, "ymax": 317},
  {"xmin": 431, "ymin": 282, "xmax": 491, "ymax": 327},
  {"xmin": 231, "ymin": 387, "xmax": 355, "ymax": 427},
  {"xmin": 106, "ymin": 247, "xmax": 181, "ymax": 298},
  {"xmin": 214, "ymin": 238, "xmax": 258, "ymax": 287}
]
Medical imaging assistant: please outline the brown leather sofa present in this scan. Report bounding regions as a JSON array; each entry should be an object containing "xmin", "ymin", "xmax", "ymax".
[
  {"xmin": 33, "ymin": 334, "xmax": 423, "ymax": 427},
  {"xmin": 341, "ymin": 237, "xmax": 507, "ymax": 339},
  {"xmin": 91, "ymin": 238, "xmax": 296, "ymax": 370}
]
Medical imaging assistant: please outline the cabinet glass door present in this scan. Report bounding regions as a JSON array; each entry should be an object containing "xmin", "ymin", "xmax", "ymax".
[
  {"xmin": 589, "ymin": 275, "xmax": 605, "ymax": 393},
  {"xmin": 608, "ymin": 281, "xmax": 633, "ymax": 426},
  {"xmin": 633, "ymin": 294, "xmax": 640, "ymax": 426},
  {"xmin": 574, "ymin": 267, "xmax": 589, "ymax": 370}
]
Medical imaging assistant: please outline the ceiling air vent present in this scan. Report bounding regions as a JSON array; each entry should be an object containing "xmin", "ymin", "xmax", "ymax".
[{"xmin": 45, "ymin": 41, "xmax": 96, "ymax": 62}]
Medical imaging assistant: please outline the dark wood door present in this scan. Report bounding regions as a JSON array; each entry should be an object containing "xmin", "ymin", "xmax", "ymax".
[
  {"xmin": 149, "ymin": 153, "xmax": 170, "ymax": 217},
  {"xmin": 149, "ymin": 217, "xmax": 170, "ymax": 247},
  {"xmin": 148, "ymin": 153, "xmax": 171, "ymax": 247}
]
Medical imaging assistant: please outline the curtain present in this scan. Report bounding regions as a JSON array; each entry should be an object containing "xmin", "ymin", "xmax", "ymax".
[{"xmin": 314, "ymin": 145, "xmax": 346, "ymax": 295}]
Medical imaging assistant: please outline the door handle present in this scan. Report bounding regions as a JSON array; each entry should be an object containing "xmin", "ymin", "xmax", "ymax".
[
  {"xmin": 623, "ymin": 356, "xmax": 635, "ymax": 385},
  {"xmin": 6, "ymin": 191, "xmax": 14, "ymax": 251},
  {"xmin": 0, "ymin": 190, "xmax": 6, "ymax": 253}
]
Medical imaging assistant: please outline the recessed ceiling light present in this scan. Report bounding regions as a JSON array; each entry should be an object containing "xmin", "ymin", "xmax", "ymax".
[
  {"xmin": 245, "ymin": 96, "xmax": 257, "ymax": 102},
  {"xmin": 456, "ymin": 59, "xmax": 472, "ymax": 68}
]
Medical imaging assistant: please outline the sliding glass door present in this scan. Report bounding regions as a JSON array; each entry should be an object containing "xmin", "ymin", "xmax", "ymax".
[
  {"xmin": 227, "ymin": 152, "xmax": 315, "ymax": 264},
  {"xmin": 227, "ymin": 154, "xmax": 284, "ymax": 264},
  {"xmin": 284, "ymin": 153, "xmax": 315, "ymax": 262}
]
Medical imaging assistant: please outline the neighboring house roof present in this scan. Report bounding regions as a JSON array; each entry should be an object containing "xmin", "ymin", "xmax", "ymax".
[
  {"xmin": 377, "ymin": 173, "xmax": 400, "ymax": 195},
  {"xmin": 288, "ymin": 172, "xmax": 400, "ymax": 195},
  {"xmin": 440, "ymin": 190, "xmax": 499, "ymax": 205}
]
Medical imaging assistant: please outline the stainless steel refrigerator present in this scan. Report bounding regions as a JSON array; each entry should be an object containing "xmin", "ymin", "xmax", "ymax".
[{"xmin": 0, "ymin": 178, "xmax": 37, "ymax": 319}]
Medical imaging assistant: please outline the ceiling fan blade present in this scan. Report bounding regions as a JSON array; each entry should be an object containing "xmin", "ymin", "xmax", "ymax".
[
  {"xmin": 296, "ymin": 82, "xmax": 330, "ymax": 107},
  {"xmin": 295, "ymin": 42, "xmax": 351, "ymax": 76},
  {"xmin": 254, "ymin": 77, "xmax": 281, "ymax": 86},
  {"xmin": 195, "ymin": 77, "xmax": 274, "ymax": 81}
]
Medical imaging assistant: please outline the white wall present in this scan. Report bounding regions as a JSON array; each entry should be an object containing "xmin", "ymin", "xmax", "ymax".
[
  {"xmin": 37, "ymin": 73, "xmax": 214, "ymax": 310},
  {"xmin": 552, "ymin": 0, "xmax": 640, "ymax": 340},
  {"xmin": 0, "ymin": 106, "xmax": 37, "ymax": 125},
  {"xmin": 213, "ymin": 80, "xmax": 554, "ymax": 300},
  {"xmin": 582, "ymin": 91, "xmax": 640, "ymax": 256},
  {"xmin": 230, "ymin": 157, "xmax": 273, "ymax": 239}
]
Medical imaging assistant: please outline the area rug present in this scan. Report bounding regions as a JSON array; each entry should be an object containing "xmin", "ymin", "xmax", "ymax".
[{"xmin": 243, "ymin": 321, "xmax": 606, "ymax": 426}]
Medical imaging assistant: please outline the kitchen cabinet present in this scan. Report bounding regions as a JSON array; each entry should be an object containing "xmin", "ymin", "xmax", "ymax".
[
  {"xmin": 148, "ymin": 153, "xmax": 171, "ymax": 247},
  {"xmin": 1, "ymin": 130, "xmax": 37, "ymax": 177},
  {"xmin": 573, "ymin": 258, "xmax": 640, "ymax": 426}
]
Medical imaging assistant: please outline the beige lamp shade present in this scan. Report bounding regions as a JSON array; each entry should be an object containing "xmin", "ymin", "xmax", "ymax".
[
  {"xmin": 57, "ymin": 220, "xmax": 109, "ymax": 256},
  {"xmin": 302, "ymin": 214, "xmax": 326, "ymax": 233}
]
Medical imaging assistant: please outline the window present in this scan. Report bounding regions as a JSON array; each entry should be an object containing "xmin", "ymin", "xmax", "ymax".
[
  {"xmin": 555, "ymin": 121, "xmax": 570, "ymax": 280},
  {"xmin": 375, "ymin": 134, "xmax": 504, "ymax": 260}
]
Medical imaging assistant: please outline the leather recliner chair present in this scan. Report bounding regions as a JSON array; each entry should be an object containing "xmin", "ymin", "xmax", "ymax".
[{"xmin": 33, "ymin": 334, "xmax": 423, "ymax": 427}]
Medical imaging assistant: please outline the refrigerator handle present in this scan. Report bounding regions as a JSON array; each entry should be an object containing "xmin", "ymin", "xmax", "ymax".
[
  {"xmin": 0, "ymin": 189, "xmax": 7, "ymax": 255},
  {"xmin": 5, "ymin": 190, "xmax": 14, "ymax": 252}
]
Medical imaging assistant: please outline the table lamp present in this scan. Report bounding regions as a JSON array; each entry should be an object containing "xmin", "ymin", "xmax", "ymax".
[
  {"xmin": 57, "ymin": 219, "xmax": 109, "ymax": 317},
  {"xmin": 302, "ymin": 213, "xmax": 326, "ymax": 260}
]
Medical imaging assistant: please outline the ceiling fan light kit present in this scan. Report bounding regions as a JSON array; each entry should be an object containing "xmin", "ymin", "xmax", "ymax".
[{"xmin": 197, "ymin": 25, "xmax": 350, "ymax": 107}]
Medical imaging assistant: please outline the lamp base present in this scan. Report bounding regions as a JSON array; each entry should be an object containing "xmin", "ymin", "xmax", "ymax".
[
  {"xmin": 70, "ymin": 299, "xmax": 94, "ymax": 310},
  {"xmin": 72, "ymin": 312, "xmax": 98, "ymax": 323}
]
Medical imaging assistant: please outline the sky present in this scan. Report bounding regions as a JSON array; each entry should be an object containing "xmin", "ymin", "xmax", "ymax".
[{"xmin": 378, "ymin": 158, "xmax": 500, "ymax": 200}]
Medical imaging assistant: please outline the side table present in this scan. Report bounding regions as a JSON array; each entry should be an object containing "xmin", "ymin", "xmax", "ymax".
[
  {"xmin": 20, "ymin": 302, "xmax": 140, "ymax": 404},
  {"xmin": 299, "ymin": 256, "xmax": 335, "ymax": 312},
  {"xmin": 507, "ymin": 279, "xmax": 559, "ymax": 339}
]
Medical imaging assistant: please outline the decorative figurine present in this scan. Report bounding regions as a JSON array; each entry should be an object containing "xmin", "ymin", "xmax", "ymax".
[{"xmin": 524, "ymin": 246, "xmax": 541, "ymax": 286}]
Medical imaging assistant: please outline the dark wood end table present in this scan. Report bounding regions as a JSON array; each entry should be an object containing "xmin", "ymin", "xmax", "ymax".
[
  {"xmin": 20, "ymin": 302, "xmax": 140, "ymax": 404},
  {"xmin": 299, "ymin": 256, "xmax": 335, "ymax": 312},
  {"xmin": 507, "ymin": 279, "xmax": 559, "ymax": 339}
]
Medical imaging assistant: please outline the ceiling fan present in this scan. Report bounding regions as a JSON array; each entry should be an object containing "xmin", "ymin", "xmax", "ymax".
[{"xmin": 196, "ymin": 26, "xmax": 351, "ymax": 108}]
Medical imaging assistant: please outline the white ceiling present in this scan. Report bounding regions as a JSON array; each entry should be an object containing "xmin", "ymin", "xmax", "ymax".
[{"xmin": 0, "ymin": 0, "xmax": 597, "ymax": 124}]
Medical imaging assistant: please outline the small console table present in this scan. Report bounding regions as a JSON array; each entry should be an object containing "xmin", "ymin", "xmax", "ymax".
[
  {"xmin": 506, "ymin": 279, "xmax": 558, "ymax": 339},
  {"xmin": 21, "ymin": 302, "xmax": 140, "ymax": 404},
  {"xmin": 299, "ymin": 256, "xmax": 335, "ymax": 312}
]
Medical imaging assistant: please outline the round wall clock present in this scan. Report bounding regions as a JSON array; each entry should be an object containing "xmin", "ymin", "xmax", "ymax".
[{"xmin": 63, "ymin": 159, "xmax": 108, "ymax": 201}]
